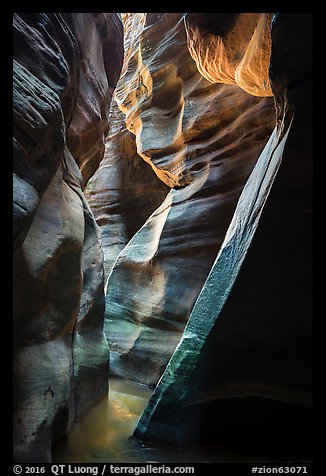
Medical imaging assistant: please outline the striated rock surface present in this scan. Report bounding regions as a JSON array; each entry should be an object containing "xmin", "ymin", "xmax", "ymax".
[
  {"xmin": 63, "ymin": 13, "xmax": 124, "ymax": 187},
  {"xmin": 14, "ymin": 10, "xmax": 312, "ymax": 462},
  {"xmin": 135, "ymin": 116, "xmax": 293, "ymax": 444},
  {"xmin": 97, "ymin": 12, "xmax": 275, "ymax": 387},
  {"xmin": 84, "ymin": 100, "xmax": 169, "ymax": 281},
  {"xmin": 134, "ymin": 13, "xmax": 313, "ymax": 458},
  {"xmin": 185, "ymin": 13, "xmax": 273, "ymax": 97},
  {"xmin": 13, "ymin": 13, "xmax": 123, "ymax": 462}
]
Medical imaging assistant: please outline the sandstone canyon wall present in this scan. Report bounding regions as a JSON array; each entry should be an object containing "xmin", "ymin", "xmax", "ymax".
[
  {"xmin": 13, "ymin": 13, "xmax": 123, "ymax": 462},
  {"xmin": 87, "ymin": 13, "xmax": 276, "ymax": 386},
  {"xmin": 133, "ymin": 13, "xmax": 313, "ymax": 457},
  {"xmin": 13, "ymin": 11, "xmax": 313, "ymax": 463},
  {"xmin": 86, "ymin": 12, "xmax": 312, "ymax": 457}
]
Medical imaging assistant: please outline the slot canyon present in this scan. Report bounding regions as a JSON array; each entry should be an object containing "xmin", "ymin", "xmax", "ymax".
[{"xmin": 13, "ymin": 12, "xmax": 313, "ymax": 463}]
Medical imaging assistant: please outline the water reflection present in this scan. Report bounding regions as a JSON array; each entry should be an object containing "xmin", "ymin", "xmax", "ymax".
[
  {"xmin": 52, "ymin": 378, "xmax": 234, "ymax": 463},
  {"xmin": 53, "ymin": 377, "xmax": 313, "ymax": 463},
  {"xmin": 53, "ymin": 378, "xmax": 152, "ymax": 463}
]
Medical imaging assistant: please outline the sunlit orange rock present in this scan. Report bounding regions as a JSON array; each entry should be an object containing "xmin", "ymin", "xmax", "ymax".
[
  {"xmin": 185, "ymin": 13, "xmax": 273, "ymax": 97},
  {"xmin": 95, "ymin": 13, "xmax": 275, "ymax": 386}
]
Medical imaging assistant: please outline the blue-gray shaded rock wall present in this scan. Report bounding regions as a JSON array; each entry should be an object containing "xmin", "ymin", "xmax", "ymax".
[
  {"xmin": 13, "ymin": 13, "xmax": 124, "ymax": 462},
  {"xmin": 133, "ymin": 13, "xmax": 313, "ymax": 459},
  {"xmin": 90, "ymin": 13, "xmax": 275, "ymax": 387}
]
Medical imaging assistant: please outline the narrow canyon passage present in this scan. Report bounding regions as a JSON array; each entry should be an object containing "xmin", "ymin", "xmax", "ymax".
[{"xmin": 13, "ymin": 12, "xmax": 313, "ymax": 464}]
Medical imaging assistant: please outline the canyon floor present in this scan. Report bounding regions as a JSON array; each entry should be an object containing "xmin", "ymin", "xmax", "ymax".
[{"xmin": 53, "ymin": 378, "xmax": 312, "ymax": 464}]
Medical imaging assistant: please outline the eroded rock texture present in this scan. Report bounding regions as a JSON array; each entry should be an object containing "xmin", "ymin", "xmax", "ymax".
[
  {"xmin": 85, "ymin": 11, "xmax": 312, "ymax": 458},
  {"xmin": 91, "ymin": 12, "xmax": 276, "ymax": 387},
  {"xmin": 185, "ymin": 13, "xmax": 274, "ymax": 96},
  {"xmin": 14, "ymin": 10, "xmax": 312, "ymax": 463},
  {"xmin": 134, "ymin": 13, "xmax": 313, "ymax": 459},
  {"xmin": 84, "ymin": 100, "xmax": 169, "ymax": 281},
  {"xmin": 13, "ymin": 13, "xmax": 123, "ymax": 462}
]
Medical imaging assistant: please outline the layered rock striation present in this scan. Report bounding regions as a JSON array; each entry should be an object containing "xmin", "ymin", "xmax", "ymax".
[
  {"xmin": 13, "ymin": 13, "xmax": 123, "ymax": 462},
  {"xmin": 13, "ymin": 11, "xmax": 312, "ymax": 462},
  {"xmin": 133, "ymin": 13, "xmax": 313, "ymax": 457},
  {"xmin": 87, "ymin": 12, "xmax": 312, "ymax": 457},
  {"xmin": 84, "ymin": 100, "xmax": 169, "ymax": 282},
  {"xmin": 96, "ymin": 13, "xmax": 275, "ymax": 386},
  {"xmin": 185, "ymin": 13, "xmax": 274, "ymax": 97}
]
